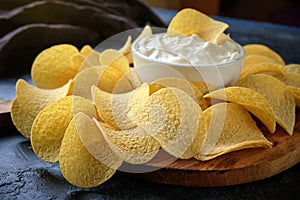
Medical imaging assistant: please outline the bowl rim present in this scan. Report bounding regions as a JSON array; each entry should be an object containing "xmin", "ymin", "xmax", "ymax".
[{"xmin": 131, "ymin": 33, "xmax": 245, "ymax": 68}]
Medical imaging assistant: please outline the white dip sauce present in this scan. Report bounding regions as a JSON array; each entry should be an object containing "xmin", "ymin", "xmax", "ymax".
[{"xmin": 134, "ymin": 33, "xmax": 241, "ymax": 65}]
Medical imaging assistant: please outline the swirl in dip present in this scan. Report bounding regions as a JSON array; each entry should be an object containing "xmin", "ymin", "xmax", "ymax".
[{"xmin": 134, "ymin": 33, "xmax": 242, "ymax": 66}]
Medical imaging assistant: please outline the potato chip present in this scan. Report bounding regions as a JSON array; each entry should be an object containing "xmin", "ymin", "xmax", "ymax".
[
  {"xmin": 242, "ymin": 55, "xmax": 277, "ymax": 72},
  {"xmin": 92, "ymin": 84, "xmax": 149, "ymax": 130},
  {"xmin": 71, "ymin": 53, "xmax": 86, "ymax": 71},
  {"xmin": 286, "ymin": 64, "xmax": 300, "ymax": 75},
  {"xmin": 12, "ymin": 79, "xmax": 73, "ymax": 138},
  {"xmin": 167, "ymin": 8, "xmax": 229, "ymax": 42},
  {"xmin": 239, "ymin": 63, "xmax": 286, "ymax": 80},
  {"xmin": 72, "ymin": 66, "xmax": 105, "ymax": 101},
  {"xmin": 236, "ymin": 74, "xmax": 295, "ymax": 135},
  {"xmin": 191, "ymin": 81, "xmax": 216, "ymax": 95},
  {"xmin": 119, "ymin": 36, "xmax": 132, "ymax": 55},
  {"xmin": 274, "ymin": 73, "xmax": 300, "ymax": 88},
  {"xmin": 10, "ymin": 98, "xmax": 35, "ymax": 139},
  {"xmin": 129, "ymin": 87, "xmax": 201, "ymax": 158},
  {"xmin": 275, "ymin": 73, "xmax": 300, "ymax": 108},
  {"xmin": 31, "ymin": 96, "xmax": 96, "ymax": 162},
  {"xmin": 31, "ymin": 44, "xmax": 79, "ymax": 89},
  {"xmin": 98, "ymin": 62, "xmax": 133, "ymax": 94},
  {"xmin": 287, "ymin": 86, "xmax": 300, "ymax": 107},
  {"xmin": 195, "ymin": 103, "xmax": 272, "ymax": 161},
  {"xmin": 59, "ymin": 117, "xmax": 116, "ymax": 188},
  {"xmin": 149, "ymin": 78, "xmax": 209, "ymax": 110},
  {"xmin": 95, "ymin": 121, "xmax": 160, "ymax": 164},
  {"xmin": 243, "ymin": 44, "xmax": 285, "ymax": 65},
  {"xmin": 99, "ymin": 49, "xmax": 130, "ymax": 74},
  {"xmin": 135, "ymin": 25, "xmax": 153, "ymax": 42},
  {"xmin": 74, "ymin": 113, "xmax": 122, "ymax": 170},
  {"xmin": 80, "ymin": 45, "xmax": 93, "ymax": 57},
  {"xmin": 204, "ymin": 86, "xmax": 276, "ymax": 133}
]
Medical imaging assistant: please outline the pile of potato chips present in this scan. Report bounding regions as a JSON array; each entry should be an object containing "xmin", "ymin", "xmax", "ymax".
[{"xmin": 11, "ymin": 8, "xmax": 299, "ymax": 188}]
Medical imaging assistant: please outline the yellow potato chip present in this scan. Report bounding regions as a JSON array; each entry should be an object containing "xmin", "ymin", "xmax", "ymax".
[
  {"xmin": 242, "ymin": 55, "xmax": 277, "ymax": 72},
  {"xmin": 12, "ymin": 79, "xmax": 73, "ymax": 138},
  {"xmin": 243, "ymin": 44, "xmax": 285, "ymax": 65},
  {"xmin": 195, "ymin": 103, "xmax": 272, "ymax": 161},
  {"xmin": 274, "ymin": 73, "xmax": 300, "ymax": 88},
  {"xmin": 10, "ymin": 98, "xmax": 35, "ymax": 139},
  {"xmin": 98, "ymin": 63, "xmax": 133, "ymax": 94},
  {"xmin": 239, "ymin": 63, "xmax": 286, "ymax": 80},
  {"xmin": 119, "ymin": 36, "xmax": 132, "ymax": 55},
  {"xmin": 204, "ymin": 86, "xmax": 276, "ymax": 133},
  {"xmin": 99, "ymin": 49, "xmax": 130, "ymax": 74},
  {"xmin": 275, "ymin": 73, "xmax": 300, "ymax": 108},
  {"xmin": 236, "ymin": 74, "xmax": 295, "ymax": 135},
  {"xmin": 135, "ymin": 25, "xmax": 153, "ymax": 42},
  {"xmin": 95, "ymin": 121, "xmax": 160, "ymax": 164},
  {"xmin": 31, "ymin": 96, "xmax": 96, "ymax": 162},
  {"xmin": 72, "ymin": 66, "xmax": 105, "ymax": 101},
  {"xmin": 80, "ymin": 45, "xmax": 93, "ymax": 57},
  {"xmin": 74, "ymin": 113, "xmax": 122, "ymax": 170},
  {"xmin": 287, "ymin": 86, "xmax": 300, "ymax": 107},
  {"xmin": 167, "ymin": 8, "xmax": 229, "ymax": 42},
  {"xmin": 59, "ymin": 117, "xmax": 116, "ymax": 188},
  {"xmin": 149, "ymin": 78, "xmax": 209, "ymax": 110},
  {"xmin": 92, "ymin": 84, "xmax": 149, "ymax": 130},
  {"xmin": 31, "ymin": 44, "xmax": 79, "ymax": 89},
  {"xmin": 191, "ymin": 81, "xmax": 216, "ymax": 95},
  {"xmin": 129, "ymin": 87, "xmax": 201, "ymax": 158},
  {"xmin": 71, "ymin": 53, "xmax": 86, "ymax": 71},
  {"xmin": 286, "ymin": 64, "xmax": 300, "ymax": 74}
]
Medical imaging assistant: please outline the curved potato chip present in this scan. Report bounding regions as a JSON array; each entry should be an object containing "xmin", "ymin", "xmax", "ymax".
[
  {"xmin": 31, "ymin": 44, "xmax": 79, "ymax": 89},
  {"xmin": 135, "ymin": 25, "xmax": 153, "ymax": 42},
  {"xmin": 239, "ymin": 63, "xmax": 286, "ymax": 80},
  {"xmin": 129, "ymin": 87, "xmax": 201, "ymax": 158},
  {"xmin": 204, "ymin": 86, "xmax": 276, "ymax": 133},
  {"xmin": 72, "ymin": 66, "xmax": 105, "ymax": 101},
  {"xmin": 191, "ymin": 81, "xmax": 216, "ymax": 95},
  {"xmin": 99, "ymin": 49, "xmax": 130, "ymax": 75},
  {"xmin": 80, "ymin": 45, "xmax": 93, "ymax": 57},
  {"xmin": 74, "ymin": 113, "xmax": 122, "ymax": 170},
  {"xmin": 149, "ymin": 78, "xmax": 209, "ymax": 110},
  {"xmin": 195, "ymin": 103, "xmax": 272, "ymax": 161},
  {"xmin": 12, "ymin": 79, "xmax": 73, "ymax": 138},
  {"xmin": 59, "ymin": 118, "xmax": 116, "ymax": 188},
  {"xmin": 242, "ymin": 55, "xmax": 276, "ymax": 72},
  {"xmin": 11, "ymin": 98, "xmax": 35, "ymax": 138},
  {"xmin": 287, "ymin": 86, "xmax": 300, "ymax": 107},
  {"xmin": 119, "ymin": 36, "xmax": 132, "ymax": 55},
  {"xmin": 167, "ymin": 8, "xmax": 228, "ymax": 42},
  {"xmin": 95, "ymin": 121, "xmax": 160, "ymax": 164},
  {"xmin": 31, "ymin": 96, "xmax": 96, "ymax": 162},
  {"xmin": 274, "ymin": 73, "xmax": 300, "ymax": 88},
  {"xmin": 243, "ymin": 44, "xmax": 285, "ymax": 65},
  {"xmin": 98, "ymin": 66, "xmax": 133, "ymax": 94},
  {"xmin": 92, "ymin": 84, "xmax": 149, "ymax": 130},
  {"xmin": 286, "ymin": 64, "xmax": 300, "ymax": 75},
  {"xmin": 236, "ymin": 74, "xmax": 295, "ymax": 135}
]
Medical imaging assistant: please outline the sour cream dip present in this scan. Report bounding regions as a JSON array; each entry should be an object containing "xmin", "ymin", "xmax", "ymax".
[{"xmin": 131, "ymin": 33, "xmax": 245, "ymax": 87}]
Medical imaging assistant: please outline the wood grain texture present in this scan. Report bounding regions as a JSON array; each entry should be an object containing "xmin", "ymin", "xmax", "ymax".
[
  {"xmin": 0, "ymin": 100, "xmax": 299, "ymax": 186},
  {"xmin": 0, "ymin": 100, "xmax": 12, "ymax": 127}
]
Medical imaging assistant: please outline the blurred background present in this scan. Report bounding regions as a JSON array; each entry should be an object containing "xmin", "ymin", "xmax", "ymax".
[{"xmin": 142, "ymin": 0, "xmax": 300, "ymax": 28}]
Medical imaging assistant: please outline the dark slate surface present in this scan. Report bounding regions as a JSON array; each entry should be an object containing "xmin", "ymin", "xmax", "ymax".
[{"xmin": 1, "ymin": 8, "xmax": 300, "ymax": 200}]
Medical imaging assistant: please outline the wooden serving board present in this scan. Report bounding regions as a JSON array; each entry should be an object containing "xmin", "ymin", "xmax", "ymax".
[{"xmin": 1, "ymin": 100, "xmax": 299, "ymax": 186}]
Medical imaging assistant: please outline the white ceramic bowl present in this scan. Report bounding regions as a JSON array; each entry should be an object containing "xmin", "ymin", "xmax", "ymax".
[{"xmin": 131, "ymin": 34, "xmax": 245, "ymax": 88}]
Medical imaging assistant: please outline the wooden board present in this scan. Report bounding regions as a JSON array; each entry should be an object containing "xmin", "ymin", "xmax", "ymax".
[
  {"xmin": 0, "ymin": 100, "xmax": 12, "ymax": 127},
  {"xmin": 1, "ymin": 99, "xmax": 299, "ymax": 186}
]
